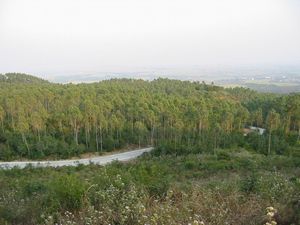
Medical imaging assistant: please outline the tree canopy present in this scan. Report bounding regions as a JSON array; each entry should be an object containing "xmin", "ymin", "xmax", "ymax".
[{"xmin": 0, "ymin": 74, "xmax": 299, "ymax": 159}]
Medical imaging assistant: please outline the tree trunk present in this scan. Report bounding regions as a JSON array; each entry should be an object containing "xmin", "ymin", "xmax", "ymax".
[
  {"xmin": 163, "ymin": 119, "xmax": 166, "ymax": 140},
  {"xmin": 151, "ymin": 125, "xmax": 154, "ymax": 146},
  {"xmin": 198, "ymin": 120, "xmax": 202, "ymax": 136},
  {"xmin": 138, "ymin": 135, "xmax": 141, "ymax": 148},
  {"xmin": 131, "ymin": 119, "xmax": 134, "ymax": 138},
  {"xmin": 116, "ymin": 129, "xmax": 119, "ymax": 145},
  {"xmin": 100, "ymin": 125, "xmax": 103, "ymax": 152},
  {"xmin": 74, "ymin": 119, "xmax": 78, "ymax": 145},
  {"xmin": 37, "ymin": 129, "xmax": 40, "ymax": 142},
  {"xmin": 22, "ymin": 133, "xmax": 30, "ymax": 156},
  {"xmin": 268, "ymin": 132, "xmax": 272, "ymax": 155},
  {"xmin": 1, "ymin": 120, "xmax": 4, "ymax": 133},
  {"xmin": 75, "ymin": 129, "xmax": 78, "ymax": 145},
  {"xmin": 95, "ymin": 125, "xmax": 99, "ymax": 152},
  {"xmin": 85, "ymin": 125, "xmax": 89, "ymax": 149},
  {"xmin": 11, "ymin": 116, "xmax": 15, "ymax": 132},
  {"xmin": 174, "ymin": 135, "xmax": 177, "ymax": 150}
]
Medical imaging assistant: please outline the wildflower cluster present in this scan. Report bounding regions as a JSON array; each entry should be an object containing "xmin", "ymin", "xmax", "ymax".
[
  {"xmin": 265, "ymin": 206, "xmax": 277, "ymax": 225},
  {"xmin": 257, "ymin": 172, "xmax": 294, "ymax": 202}
]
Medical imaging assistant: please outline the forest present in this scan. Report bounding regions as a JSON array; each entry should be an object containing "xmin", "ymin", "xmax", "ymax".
[
  {"xmin": 0, "ymin": 73, "xmax": 299, "ymax": 160},
  {"xmin": 0, "ymin": 73, "xmax": 300, "ymax": 225}
]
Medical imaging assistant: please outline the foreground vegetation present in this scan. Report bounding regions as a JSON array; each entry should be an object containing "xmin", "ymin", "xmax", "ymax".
[{"xmin": 0, "ymin": 146, "xmax": 299, "ymax": 225}]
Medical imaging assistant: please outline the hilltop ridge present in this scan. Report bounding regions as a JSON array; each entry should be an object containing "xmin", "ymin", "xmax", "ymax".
[{"xmin": 0, "ymin": 73, "xmax": 49, "ymax": 84}]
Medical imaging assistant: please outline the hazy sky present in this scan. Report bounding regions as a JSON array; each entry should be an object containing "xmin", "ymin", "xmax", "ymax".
[{"xmin": 0, "ymin": 0, "xmax": 300, "ymax": 76}]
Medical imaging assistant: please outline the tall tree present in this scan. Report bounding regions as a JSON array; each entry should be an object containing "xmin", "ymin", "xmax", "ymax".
[
  {"xmin": 68, "ymin": 106, "xmax": 82, "ymax": 145},
  {"xmin": 0, "ymin": 106, "xmax": 4, "ymax": 132},
  {"xmin": 266, "ymin": 109, "xmax": 280, "ymax": 155}
]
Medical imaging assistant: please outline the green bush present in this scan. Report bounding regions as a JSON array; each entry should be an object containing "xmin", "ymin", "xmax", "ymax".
[
  {"xmin": 89, "ymin": 173, "xmax": 147, "ymax": 224},
  {"xmin": 0, "ymin": 143, "xmax": 13, "ymax": 160},
  {"xmin": 216, "ymin": 149, "xmax": 231, "ymax": 160},
  {"xmin": 47, "ymin": 175, "xmax": 86, "ymax": 212},
  {"xmin": 131, "ymin": 163, "xmax": 170, "ymax": 197},
  {"xmin": 240, "ymin": 173, "xmax": 259, "ymax": 193},
  {"xmin": 184, "ymin": 159, "xmax": 197, "ymax": 170},
  {"xmin": 256, "ymin": 172, "xmax": 295, "ymax": 202},
  {"xmin": 23, "ymin": 180, "xmax": 46, "ymax": 197}
]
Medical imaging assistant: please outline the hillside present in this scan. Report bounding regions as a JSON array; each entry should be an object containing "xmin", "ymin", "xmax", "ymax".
[
  {"xmin": 0, "ymin": 73, "xmax": 49, "ymax": 84},
  {"xmin": 0, "ymin": 75, "xmax": 299, "ymax": 160}
]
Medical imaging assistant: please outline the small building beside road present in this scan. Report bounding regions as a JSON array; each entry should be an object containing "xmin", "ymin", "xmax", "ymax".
[{"xmin": 243, "ymin": 126, "xmax": 266, "ymax": 136}]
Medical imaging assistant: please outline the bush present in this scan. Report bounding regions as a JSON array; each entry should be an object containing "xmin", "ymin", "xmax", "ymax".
[
  {"xmin": 184, "ymin": 159, "xmax": 197, "ymax": 170},
  {"xmin": 216, "ymin": 149, "xmax": 231, "ymax": 160},
  {"xmin": 131, "ymin": 163, "xmax": 170, "ymax": 197},
  {"xmin": 23, "ymin": 180, "xmax": 46, "ymax": 197},
  {"xmin": 0, "ymin": 143, "xmax": 13, "ymax": 160},
  {"xmin": 256, "ymin": 172, "xmax": 295, "ymax": 203},
  {"xmin": 89, "ymin": 173, "xmax": 147, "ymax": 224},
  {"xmin": 47, "ymin": 175, "xmax": 86, "ymax": 212},
  {"xmin": 240, "ymin": 173, "xmax": 259, "ymax": 193}
]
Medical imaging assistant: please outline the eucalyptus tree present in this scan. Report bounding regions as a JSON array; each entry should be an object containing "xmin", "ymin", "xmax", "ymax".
[
  {"xmin": 67, "ymin": 106, "xmax": 82, "ymax": 145},
  {"xmin": 82, "ymin": 99, "xmax": 95, "ymax": 148},
  {"xmin": 266, "ymin": 109, "xmax": 280, "ymax": 155},
  {"xmin": 287, "ymin": 94, "xmax": 300, "ymax": 141},
  {"xmin": 95, "ymin": 106, "xmax": 108, "ymax": 152},
  {"xmin": 235, "ymin": 107, "xmax": 249, "ymax": 130},
  {"xmin": 0, "ymin": 106, "xmax": 4, "ymax": 132},
  {"xmin": 16, "ymin": 110, "xmax": 30, "ymax": 156},
  {"xmin": 134, "ymin": 121, "xmax": 147, "ymax": 148}
]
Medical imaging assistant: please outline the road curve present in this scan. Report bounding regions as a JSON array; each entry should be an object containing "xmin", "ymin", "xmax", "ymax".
[{"xmin": 0, "ymin": 147, "xmax": 153, "ymax": 170}]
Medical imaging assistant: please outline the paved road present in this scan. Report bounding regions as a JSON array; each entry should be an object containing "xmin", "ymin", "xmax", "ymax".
[{"xmin": 0, "ymin": 147, "xmax": 153, "ymax": 169}]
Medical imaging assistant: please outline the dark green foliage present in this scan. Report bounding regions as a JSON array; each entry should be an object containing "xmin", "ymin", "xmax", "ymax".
[
  {"xmin": 130, "ymin": 163, "xmax": 170, "ymax": 197},
  {"xmin": 22, "ymin": 180, "xmax": 46, "ymax": 197},
  {"xmin": 240, "ymin": 173, "xmax": 259, "ymax": 193},
  {"xmin": 47, "ymin": 175, "xmax": 86, "ymax": 212},
  {"xmin": 216, "ymin": 149, "xmax": 231, "ymax": 160}
]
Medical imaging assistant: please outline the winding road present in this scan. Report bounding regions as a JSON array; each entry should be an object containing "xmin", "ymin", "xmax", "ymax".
[{"xmin": 0, "ymin": 147, "xmax": 153, "ymax": 169}]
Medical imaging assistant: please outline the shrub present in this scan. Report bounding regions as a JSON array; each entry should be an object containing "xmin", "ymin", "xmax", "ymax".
[
  {"xmin": 240, "ymin": 173, "xmax": 259, "ymax": 193},
  {"xmin": 216, "ymin": 149, "xmax": 231, "ymax": 160},
  {"xmin": 257, "ymin": 172, "xmax": 295, "ymax": 203},
  {"xmin": 23, "ymin": 180, "xmax": 46, "ymax": 197},
  {"xmin": 88, "ymin": 174, "xmax": 147, "ymax": 225},
  {"xmin": 184, "ymin": 159, "xmax": 197, "ymax": 170},
  {"xmin": 131, "ymin": 163, "xmax": 170, "ymax": 197},
  {"xmin": 0, "ymin": 143, "xmax": 13, "ymax": 160},
  {"xmin": 47, "ymin": 174, "xmax": 86, "ymax": 212}
]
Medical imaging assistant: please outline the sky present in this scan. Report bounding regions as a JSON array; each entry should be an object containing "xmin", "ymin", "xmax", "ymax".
[{"xmin": 0, "ymin": 0, "xmax": 300, "ymax": 77}]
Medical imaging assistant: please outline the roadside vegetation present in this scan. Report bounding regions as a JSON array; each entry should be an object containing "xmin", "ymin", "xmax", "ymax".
[{"xmin": 0, "ymin": 147, "xmax": 299, "ymax": 225}]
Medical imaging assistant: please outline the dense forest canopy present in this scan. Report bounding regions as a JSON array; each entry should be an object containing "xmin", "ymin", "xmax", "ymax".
[{"xmin": 0, "ymin": 73, "xmax": 299, "ymax": 160}]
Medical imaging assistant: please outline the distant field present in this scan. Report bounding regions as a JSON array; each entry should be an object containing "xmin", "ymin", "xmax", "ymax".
[
  {"xmin": 219, "ymin": 80, "xmax": 300, "ymax": 93},
  {"xmin": 245, "ymin": 79, "xmax": 298, "ymax": 86},
  {"xmin": 245, "ymin": 83, "xmax": 300, "ymax": 93}
]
